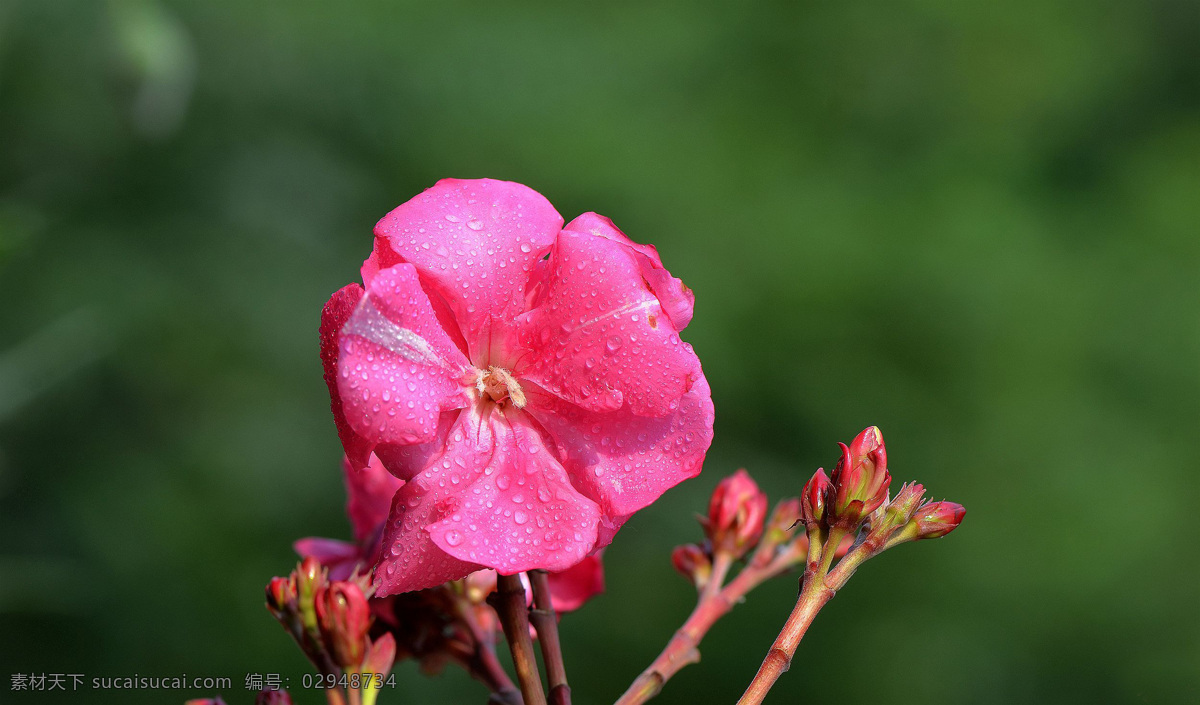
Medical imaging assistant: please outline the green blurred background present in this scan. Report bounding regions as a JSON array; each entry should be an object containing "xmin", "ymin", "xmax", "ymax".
[{"xmin": 2, "ymin": 0, "xmax": 1197, "ymax": 703}]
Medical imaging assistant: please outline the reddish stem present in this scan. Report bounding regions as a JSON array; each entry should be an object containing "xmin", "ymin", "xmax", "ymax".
[
  {"xmin": 528, "ymin": 570, "xmax": 572, "ymax": 705},
  {"xmin": 613, "ymin": 543, "xmax": 805, "ymax": 705},
  {"xmin": 734, "ymin": 575, "xmax": 833, "ymax": 705},
  {"xmin": 734, "ymin": 529, "xmax": 869, "ymax": 704},
  {"xmin": 494, "ymin": 573, "xmax": 547, "ymax": 705}
]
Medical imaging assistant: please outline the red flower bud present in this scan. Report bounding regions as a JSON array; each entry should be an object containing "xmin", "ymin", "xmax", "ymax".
[
  {"xmin": 671, "ymin": 543, "xmax": 713, "ymax": 590},
  {"xmin": 266, "ymin": 576, "xmax": 297, "ymax": 616},
  {"xmin": 910, "ymin": 501, "xmax": 965, "ymax": 539},
  {"xmin": 294, "ymin": 556, "xmax": 326, "ymax": 633},
  {"xmin": 705, "ymin": 469, "xmax": 769, "ymax": 557},
  {"xmin": 315, "ymin": 580, "xmax": 372, "ymax": 668},
  {"xmin": 829, "ymin": 426, "xmax": 892, "ymax": 529},
  {"xmin": 800, "ymin": 469, "xmax": 831, "ymax": 529}
]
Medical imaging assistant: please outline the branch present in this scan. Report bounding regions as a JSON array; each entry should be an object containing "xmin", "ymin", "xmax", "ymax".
[
  {"xmin": 492, "ymin": 574, "xmax": 547, "ymax": 705},
  {"xmin": 613, "ymin": 544, "xmax": 805, "ymax": 705},
  {"xmin": 528, "ymin": 570, "xmax": 572, "ymax": 705}
]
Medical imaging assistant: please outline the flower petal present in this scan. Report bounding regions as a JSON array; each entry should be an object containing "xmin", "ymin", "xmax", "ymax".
[
  {"xmin": 372, "ymin": 410, "xmax": 456, "ymax": 482},
  {"xmin": 515, "ymin": 221, "xmax": 702, "ymax": 416},
  {"xmin": 337, "ymin": 263, "xmax": 471, "ymax": 449},
  {"xmin": 345, "ymin": 454, "xmax": 404, "ymax": 546},
  {"xmin": 524, "ymin": 373, "xmax": 714, "ymax": 519},
  {"xmin": 372, "ymin": 178, "xmax": 563, "ymax": 363},
  {"xmin": 293, "ymin": 537, "xmax": 362, "ymax": 582},
  {"xmin": 426, "ymin": 410, "xmax": 601, "ymax": 575},
  {"xmin": 547, "ymin": 552, "xmax": 605, "ymax": 613},
  {"xmin": 320, "ymin": 284, "xmax": 373, "ymax": 470},
  {"xmin": 372, "ymin": 410, "xmax": 491, "ymax": 595},
  {"xmin": 564, "ymin": 213, "xmax": 694, "ymax": 329}
]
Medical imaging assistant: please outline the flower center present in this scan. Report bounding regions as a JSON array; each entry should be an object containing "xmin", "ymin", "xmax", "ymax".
[{"xmin": 475, "ymin": 366, "xmax": 526, "ymax": 409}]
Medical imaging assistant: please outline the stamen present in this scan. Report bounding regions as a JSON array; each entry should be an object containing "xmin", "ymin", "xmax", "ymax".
[{"xmin": 475, "ymin": 366, "xmax": 526, "ymax": 409}]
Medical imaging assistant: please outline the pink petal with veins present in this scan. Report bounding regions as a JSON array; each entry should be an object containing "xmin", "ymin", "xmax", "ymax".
[
  {"xmin": 320, "ymin": 284, "xmax": 372, "ymax": 470},
  {"xmin": 426, "ymin": 410, "xmax": 601, "ymax": 576},
  {"xmin": 372, "ymin": 178, "xmax": 563, "ymax": 363},
  {"xmin": 337, "ymin": 264, "xmax": 471, "ymax": 449},
  {"xmin": 564, "ymin": 213, "xmax": 694, "ymax": 329},
  {"xmin": 515, "ymin": 222, "xmax": 700, "ymax": 417},
  {"xmin": 372, "ymin": 409, "xmax": 493, "ymax": 595},
  {"xmin": 525, "ymin": 374, "xmax": 713, "ymax": 519}
]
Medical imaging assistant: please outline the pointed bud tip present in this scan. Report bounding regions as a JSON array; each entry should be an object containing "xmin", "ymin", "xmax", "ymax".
[{"xmin": 914, "ymin": 501, "xmax": 966, "ymax": 539}]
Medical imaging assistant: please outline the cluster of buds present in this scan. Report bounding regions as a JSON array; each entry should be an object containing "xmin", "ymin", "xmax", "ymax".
[
  {"xmin": 674, "ymin": 470, "xmax": 812, "ymax": 591},
  {"xmin": 801, "ymin": 426, "xmax": 965, "ymax": 554},
  {"xmin": 266, "ymin": 557, "xmax": 396, "ymax": 705}
]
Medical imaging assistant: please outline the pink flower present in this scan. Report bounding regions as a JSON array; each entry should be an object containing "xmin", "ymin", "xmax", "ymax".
[{"xmin": 321, "ymin": 178, "xmax": 714, "ymax": 595}]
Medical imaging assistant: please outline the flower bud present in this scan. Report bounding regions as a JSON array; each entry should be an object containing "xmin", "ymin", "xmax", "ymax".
[
  {"xmin": 828, "ymin": 426, "xmax": 891, "ymax": 529},
  {"xmin": 800, "ymin": 469, "xmax": 831, "ymax": 529},
  {"xmin": 765, "ymin": 497, "xmax": 802, "ymax": 541},
  {"xmin": 295, "ymin": 556, "xmax": 325, "ymax": 633},
  {"xmin": 705, "ymin": 469, "xmax": 769, "ymax": 557},
  {"xmin": 910, "ymin": 501, "xmax": 965, "ymax": 539},
  {"xmin": 671, "ymin": 543, "xmax": 712, "ymax": 590},
  {"xmin": 315, "ymin": 580, "xmax": 372, "ymax": 668},
  {"xmin": 884, "ymin": 482, "xmax": 925, "ymax": 528},
  {"xmin": 888, "ymin": 500, "xmax": 966, "ymax": 546},
  {"xmin": 266, "ymin": 576, "xmax": 297, "ymax": 617}
]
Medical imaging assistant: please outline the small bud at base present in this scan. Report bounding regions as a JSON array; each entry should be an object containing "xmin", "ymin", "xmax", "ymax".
[
  {"xmin": 671, "ymin": 543, "xmax": 713, "ymax": 590},
  {"xmin": 801, "ymin": 469, "xmax": 831, "ymax": 529}
]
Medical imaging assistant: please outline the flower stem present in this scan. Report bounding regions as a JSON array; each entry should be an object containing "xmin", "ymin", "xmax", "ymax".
[
  {"xmin": 494, "ymin": 573, "xmax": 547, "ymax": 705},
  {"xmin": 528, "ymin": 570, "xmax": 572, "ymax": 705},
  {"xmin": 734, "ymin": 577, "xmax": 833, "ymax": 705},
  {"xmin": 734, "ymin": 528, "xmax": 855, "ymax": 705},
  {"xmin": 614, "ymin": 543, "xmax": 806, "ymax": 705}
]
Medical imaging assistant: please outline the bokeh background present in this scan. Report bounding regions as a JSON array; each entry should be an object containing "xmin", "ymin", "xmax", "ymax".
[{"xmin": 2, "ymin": 1, "xmax": 1197, "ymax": 703}]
